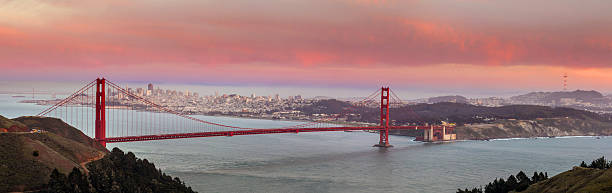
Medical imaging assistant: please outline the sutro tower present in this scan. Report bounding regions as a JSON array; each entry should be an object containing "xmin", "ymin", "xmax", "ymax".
[{"xmin": 562, "ymin": 73, "xmax": 568, "ymax": 91}]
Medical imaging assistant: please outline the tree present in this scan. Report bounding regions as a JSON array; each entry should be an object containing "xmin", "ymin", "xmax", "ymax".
[
  {"xmin": 516, "ymin": 171, "xmax": 530, "ymax": 184},
  {"xmin": 484, "ymin": 178, "xmax": 506, "ymax": 193},
  {"xmin": 589, "ymin": 156, "xmax": 609, "ymax": 169},
  {"xmin": 505, "ymin": 175, "xmax": 518, "ymax": 191},
  {"xmin": 466, "ymin": 170, "xmax": 548, "ymax": 193},
  {"xmin": 45, "ymin": 148, "xmax": 197, "ymax": 193},
  {"xmin": 48, "ymin": 169, "xmax": 71, "ymax": 193},
  {"xmin": 580, "ymin": 161, "xmax": 588, "ymax": 167},
  {"xmin": 531, "ymin": 172, "xmax": 540, "ymax": 183},
  {"xmin": 457, "ymin": 187, "xmax": 483, "ymax": 193},
  {"xmin": 68, "ymin": 168, "xmax": 90, "ymax": 193},
  {"xmin": 515, "ymin": 171, "xmax": 531, "ymax": 192}
]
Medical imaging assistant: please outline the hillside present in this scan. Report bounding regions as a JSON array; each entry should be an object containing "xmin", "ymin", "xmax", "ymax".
[
  {"xmin": 457, "ymin": 157, "xmax": 612, "ymax": 193},
  {"xmin": 0, "ymin": 115, "xmax": 108, "ymax": 192},
  {"xmin": 510, "ymin": 90, "xmax": 611, "ymax": 105},
  {"xmin": 455, "ymin": 118, "xmax": 612, "ymax": 140},
  {"xmin": 0, "ymin": 115, "xmax": 28, "ymax": 132},
  {"xmin": 521, "ymin": 167, "xmax": 612, "ymax": 193},
  {"xmin": 428, "ymin": 95, "xmax": 468, "ymax": 104},
  {"xmin": 298, "ymin": 100, "xmax": 611, "ymax": 125},
  {"xmin": 297, "ymin": 100, "xmax": 612, "ymax": 140}
]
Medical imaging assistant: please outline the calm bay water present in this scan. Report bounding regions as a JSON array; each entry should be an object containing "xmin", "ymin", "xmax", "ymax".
[{"xmin": 2, "ymin": 94, "xmax": 612, "ymax": 193}]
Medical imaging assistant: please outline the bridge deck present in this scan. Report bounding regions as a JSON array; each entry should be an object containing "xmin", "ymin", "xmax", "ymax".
[{"xmin": 102, "ymin": 126, "xmax": 450, "ymax": 143}]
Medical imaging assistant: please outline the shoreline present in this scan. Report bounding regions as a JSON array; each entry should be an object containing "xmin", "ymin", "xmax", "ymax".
[{"xmin": 465, "ymin": 135, "xmax": 608, "ymax": 142}]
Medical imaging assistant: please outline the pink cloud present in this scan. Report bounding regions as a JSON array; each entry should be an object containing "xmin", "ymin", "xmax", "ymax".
[{"xmin": 0, "ymin": 0, "xmax": 611, "ymax": 91}]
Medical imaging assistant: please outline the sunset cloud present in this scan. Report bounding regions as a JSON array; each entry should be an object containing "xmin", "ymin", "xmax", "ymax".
[{"xmin": 0, "ymin": 0, "xmax": 611, "ymax": 92}]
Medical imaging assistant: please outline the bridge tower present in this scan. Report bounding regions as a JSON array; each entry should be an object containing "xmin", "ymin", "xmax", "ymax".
[
  {"xmin": 374, "ymin": 87, "xmax": 392, "ymax": 147},
  {"xmin": 95, "ymin": 78, "xmax": 106, "ymax": 147}
]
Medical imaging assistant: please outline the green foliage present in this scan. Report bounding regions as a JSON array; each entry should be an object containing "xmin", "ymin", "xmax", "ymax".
[
  {"xmin": 578, "ymin": 156, "xmax": 612, "ymax": 169},
  {"xmin": 42, "ymin": 147, "xmax": 196, "ymax": 193},
  {"xmin": 457, "ymin": 187, "xmax": 483, "ymax": 193},
  {"xmin": 47, "ymin": 169, "xmax": 71, "ymax": 193},
  {"xmin": 459, "ymin": 171, "xmax": 548, "ymax": 193},
  {"xmin": 580, "ymin": 161, "xmax": 588, "ymax": 167},
  {"xmin": 68, "ymin": 168, "xmax": 90, "ymax": 193},
  {"xmin": 588, "ymin": 156, "xmax": 611, "ymax": 169},
  {"xmin": 515, "ymin": 171, "xmax": 531, "ymax": 191}
]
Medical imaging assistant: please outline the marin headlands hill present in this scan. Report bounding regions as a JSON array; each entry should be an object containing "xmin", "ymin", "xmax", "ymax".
[{"xmin": 2, "ymin": 1, "xmax": 612, "ymax": 193}]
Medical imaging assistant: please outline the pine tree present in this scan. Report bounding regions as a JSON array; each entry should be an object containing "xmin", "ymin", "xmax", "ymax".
[
  {"xmin": 68, "ymin": 167, "xmax": 91, "ymax": 193},
  {"xmin": 505, "ymin": 175, "xmax": 518, "ymax": 192},
  {"xmin": 580, "ymin": 161, "xmax": 588, "ymax": 167},
  {"xmin": 457, "ymin": 187, "xmax": 483, "ymax": 193},
  {"xmin": 44, "ymin": 148, "xmax": 197, "ymax": 193},
  {"xmin": 589, "ymin": 156, "xmax": 609, "ymax": 169},
  {"xmin": 516, "ymin": 171, "xmax": 530, "ymax": 184},
  {"xmin": 48, "ymin": 169, "xmax": 71, "ymax": 193},
  {"xmin": 531, "ymin": 172, "xmax": 540, "ymax": 183},
  {"xmin": 515, "ymin": 171, "xmax": 530, "ymax": 191}
]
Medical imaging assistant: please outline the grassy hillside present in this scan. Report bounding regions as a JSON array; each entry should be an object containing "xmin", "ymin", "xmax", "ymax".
[
  {"xmin": 14, "ymin": 116, "xmax": 107, "ymax": 151},
  {"xmin": 521, "ymin": 167, "xmax": 612, "ymax": 193},
  {"xmin": 0, "ymin": 116, "xmax": 107, "ymax": 192},
  {"xmin": 0, "ymin": 114, "xmax": 27, "ymax": 132},
  {"xmin": 458, "ymin": 157, "xmax": 612, "ymax": 193}
]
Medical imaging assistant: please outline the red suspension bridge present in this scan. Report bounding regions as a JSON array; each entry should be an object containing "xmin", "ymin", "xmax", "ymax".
[{"xmin": 37, "ymin": 78, "xmax": 454, "ymax": 148}]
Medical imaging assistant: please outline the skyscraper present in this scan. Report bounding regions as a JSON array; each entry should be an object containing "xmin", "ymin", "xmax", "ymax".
[{"xmin": 147, "ymin": 83, "xmax": 154, "ymax": 91}]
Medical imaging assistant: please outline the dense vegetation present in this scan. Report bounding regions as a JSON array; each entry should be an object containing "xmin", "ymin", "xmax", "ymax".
[
  {"xmin": 42, "ymin": 148, "xmax": 196, "ymax": 193},
  {"xmin": 457, "ymin": 171, "xmax": 548, "ymax": 193},
  {"xmin": 298, "ymin": 99, "xmax": 612, "ymax": 125},
  {"xmin": 579, "ymin": 156, "xmax": 612, "ymax": 170}
]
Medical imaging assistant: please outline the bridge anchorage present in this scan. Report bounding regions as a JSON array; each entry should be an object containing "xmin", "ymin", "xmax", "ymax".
[{"xmin": 37, "ymin": 78, "xmax": 455, "ymax": 148}]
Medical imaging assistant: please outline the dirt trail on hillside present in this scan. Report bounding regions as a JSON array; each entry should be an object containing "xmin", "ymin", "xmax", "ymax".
[{"xmin": 80, "ymin": 151, "xmax": 106, "ymax": 174}]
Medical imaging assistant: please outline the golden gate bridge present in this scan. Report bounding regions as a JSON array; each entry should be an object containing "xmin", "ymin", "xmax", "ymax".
[{"xmin": 37, "ymin": 78, "xmax": 454, "ymax": 148}]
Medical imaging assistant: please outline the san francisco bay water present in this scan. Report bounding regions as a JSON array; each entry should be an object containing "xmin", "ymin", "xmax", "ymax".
[{"xmin": 2, "ymin": 94, "xmax": 612, "ymax": 193}]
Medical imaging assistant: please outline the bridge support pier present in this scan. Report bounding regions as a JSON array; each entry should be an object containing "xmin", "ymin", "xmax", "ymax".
[
  {"xmin": 95, "ymin": 78, "xmax": 106, "ymax": 147},
  {"xmin": 374, "ymin": 87, "xmax": 393, "ymax": 148}
]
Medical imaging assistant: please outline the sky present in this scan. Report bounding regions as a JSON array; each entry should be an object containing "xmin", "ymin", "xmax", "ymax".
[{"xmin": 1, "ymin": 0, "xmax": 611, "ymax": 97}]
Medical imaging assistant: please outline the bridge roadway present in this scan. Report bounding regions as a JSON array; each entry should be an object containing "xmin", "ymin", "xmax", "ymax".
[{"xmin": 102, "ymin": 126, "xmax": 448, "ymax": 143}]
